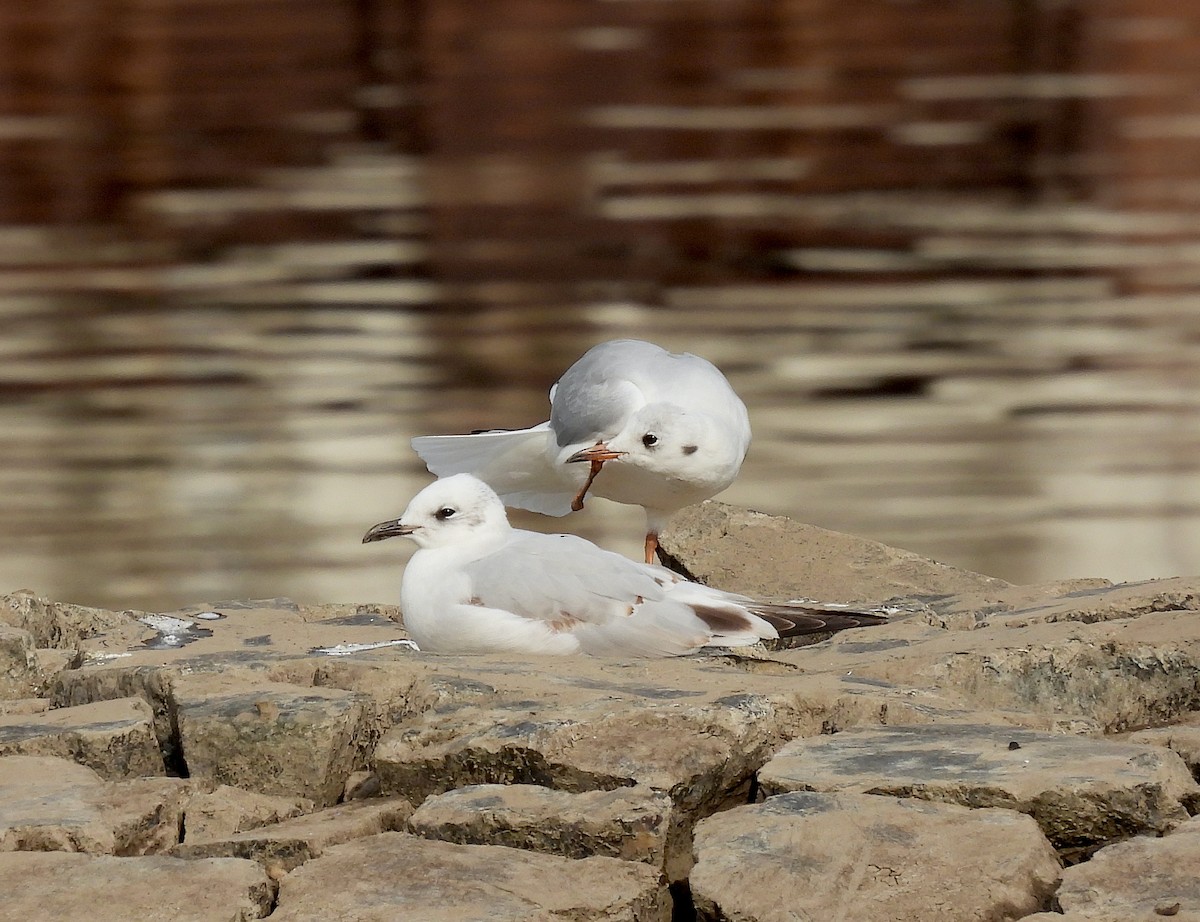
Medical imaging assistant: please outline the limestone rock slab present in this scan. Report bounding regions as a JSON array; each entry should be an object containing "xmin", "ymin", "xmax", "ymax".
[
  {"xmin": 0, "ymin": 851, "xmax": 274, "ymax": 921},
  {"xmin": 0, "ymin": 625, "xmax": 38, "ymax": 699},
  {"xmin": 690, "ymin": 791, "xmax": 1061, "ymax": 922},
  {"xmin": 271, "ymin": 831, "xmax": 670, "ymax": 921},
  {"xmin": 0, "ymin": 696, "xmax": 163, "ymax": 778},
  {"xmin": 834, "ymin": 603, "xmax": 1200, "ymax": 731},
  {"xmin": 659, "ymin": 500, "xmax": 1009, "ymax": 602},
  {"xmin": 1127, "ymin": 711, "xmax": 1200, "ymax": 812},
  {"xmin": 0, "ymin": 754, "xmax": 195, "ymax": 854},
  {"xmin": 1052, "ymin": 815, "xmax": 1200, "ymax": 921},
  {"xmin": 376, "ymin": 696, "xmax": 788, "ymax": 880},
  {"xmin": 0, "ymin": 590, "xmax": 140, "ymax": 649},
  {"xmin": 758, "ymin": 723, "xmax": 1196, "ymax": 854},
  {"xmin": 174, "ymin": 797, "xmax": 413, "ymax": 873},
  {"xmin": 174, "ymin": 673, "xmax": 371, "ymax": 806},
  {"xmin": 181, "ymin": 784, "xmax": 314, "ymax": 843},
  {"xmin": 408, "ymin": 783, "xmax": 672, "ymax": 866}
]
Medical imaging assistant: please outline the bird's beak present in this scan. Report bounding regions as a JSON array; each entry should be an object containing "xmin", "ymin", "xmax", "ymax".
[
  {"xmin": 566, "ymin": 442, "xmax": 625, "ymax": 463},
  {"xmin": 362, "ymin": 519, "xmax": 416, "ymax": 544}
]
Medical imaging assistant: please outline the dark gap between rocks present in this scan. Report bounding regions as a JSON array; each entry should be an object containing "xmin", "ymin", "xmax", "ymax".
[{"xmin": 670, "ymin": 880, "xmax": 697, "ymax": 922}]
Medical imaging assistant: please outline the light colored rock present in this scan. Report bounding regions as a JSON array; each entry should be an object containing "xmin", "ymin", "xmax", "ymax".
[
  {"xmin": 0, "ymin": 696, "xmax": 163, "ymax": 778},
  {"xmin": 0, "ymin": 590, "xmax": 142, "ymax": 648},
  {"xmin": 758, "ymin": 723, "xmax": 1197, "ymax": 855},
  {"xmin": 0, "ymin": 625, "xmax": 38, "ymax": 699},
  {"xmin": 376, "ymin": 695, "xmax": 813, "ymax": 880},
  {"xmin": 408, "ymin": 783, "xmax": 672, "ymax": 866},
  {"xmin": 181, "ymin": 784, "xmax": 313, "ymax": 843},
  {"xmin": 271, "ymin": 831, "xmax": 670, "ymax": 921},
  {"xmin": 0, "ymin": 851, "xmax": 273, "ymax": 921},
  {"xmin": 0, "ymin": 756, "xmax": 114, "ymax": 852},
  {"xmin": 691, "ymin": 791, "xmax": 1061, "ymax": 922},
  {"xmin": 659, "ymin": 500, "xmax": 1009, "ymax": 602},
  {"xmin": 829, "ymin": 599, "xmax": 1200, "ymax": 732},
  {"xmin": 174, "ymin": 797, "xmax": 413, "ymax": 872},
  {"xmin": 174, "ymin": 672, "xmax": 371, "ymax": 806},
  {"xmin": 929, "ymin": 576, "xmax": 1200, "ymax": 630},
  {"xmin": 1127, "ymin": 711, "xmax": 1200, "ymax": 812},
  {"xmin": 1051, "ymin": 815, "xmax": 1200, "ymax": 921},
  {"xmin": 0, "ymin": 697, "xmax": 51, "ymax": 716},
  {"xmin": 0, "ymin": 754, "xmax": 195, "ymax": 854}
]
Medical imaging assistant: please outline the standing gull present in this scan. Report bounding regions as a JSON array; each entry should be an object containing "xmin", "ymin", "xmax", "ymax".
[
  {"xmin": 411, "ymin": 339, "xmax": 751, "ymax": 563},
  {"xmin": 362, "ymin": 474, "xmax": 885, "ymax": 657}
]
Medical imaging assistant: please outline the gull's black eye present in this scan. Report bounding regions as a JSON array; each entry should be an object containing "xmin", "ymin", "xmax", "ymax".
[
  {"xmin": 435, "ymin": 507, "xmax": 456, "ymax": 521},
  {"xmin": 642, "ymin": 433, "xmax": 659, "ymax": 448}
]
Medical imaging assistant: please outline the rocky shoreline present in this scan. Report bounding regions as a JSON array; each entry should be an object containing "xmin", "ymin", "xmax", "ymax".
[{"xmin": 2, "ymin": 500, "xmax": 1199, "ymax": 920}]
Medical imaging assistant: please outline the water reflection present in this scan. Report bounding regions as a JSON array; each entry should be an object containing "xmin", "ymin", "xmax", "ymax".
[{"xmin": 1, "ymin": 267, "xmax": 1197, "ymax": 612}]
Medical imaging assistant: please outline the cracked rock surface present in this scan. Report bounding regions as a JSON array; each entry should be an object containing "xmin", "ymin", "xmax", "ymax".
[{"xmin": 2, "ymin": 502, "xmax": 1200, "ymax": 919}]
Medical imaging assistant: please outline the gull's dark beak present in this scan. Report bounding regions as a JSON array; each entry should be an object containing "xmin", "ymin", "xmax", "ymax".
[
  {"xmin": 362, "ymin": 519, "xmax": 416, "ymax": 544},
  {"xmin": 566, "ymin": 442, "xmax": 624, "ymax": 463}
]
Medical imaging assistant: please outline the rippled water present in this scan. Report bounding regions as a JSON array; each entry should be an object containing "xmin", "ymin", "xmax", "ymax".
[{"xmin": 2, "ymin": 239, "xmax": 1198, "ymax": 615}]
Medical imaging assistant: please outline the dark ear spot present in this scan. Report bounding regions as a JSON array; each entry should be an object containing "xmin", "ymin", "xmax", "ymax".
[{"xmin": 682, "ymin": 444, "xmax": 698, "ymax": 455}]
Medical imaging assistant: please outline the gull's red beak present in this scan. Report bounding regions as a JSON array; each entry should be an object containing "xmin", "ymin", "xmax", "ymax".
[{"xmin": 566, "ymin": 442, "xmax": 624, "ymax": 463}]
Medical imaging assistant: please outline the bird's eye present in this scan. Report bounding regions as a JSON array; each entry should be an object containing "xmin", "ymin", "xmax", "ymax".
[
  {"xmin": 642, "ymin": 433, "xmax": 659, "ymax": 448},
  {"xmin": 435, "ymin": 507, "xmax": 456, "ymax": 521}
]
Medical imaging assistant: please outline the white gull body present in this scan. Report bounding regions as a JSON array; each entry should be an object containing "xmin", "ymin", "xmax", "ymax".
[
  {"xmin": 363, "ymin": 474, "xmax": 884, "ymax": 657},
  {"xmin": 410, "ymin": 339, "xmax": 751, "ymax": 562}
]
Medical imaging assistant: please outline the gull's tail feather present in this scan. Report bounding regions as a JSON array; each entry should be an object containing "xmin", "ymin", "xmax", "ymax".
[
  {"xmin": 747, "ymin": 603, "xmax": 888, "ymax": 648},
  {"xmin": 411, "ymin": 424, "xmax": 583, "ymax": 516}
]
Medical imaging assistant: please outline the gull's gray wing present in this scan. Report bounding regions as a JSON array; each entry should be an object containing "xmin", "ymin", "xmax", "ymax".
[{"xmin": 462, "ymin": 531, "xmax": 671, "ymax": 624}]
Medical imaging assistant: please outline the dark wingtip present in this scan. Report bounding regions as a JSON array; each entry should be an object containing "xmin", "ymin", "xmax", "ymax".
[{"xmin": 749, "ymin": 604, "xmax": 889, "ymax": 640}]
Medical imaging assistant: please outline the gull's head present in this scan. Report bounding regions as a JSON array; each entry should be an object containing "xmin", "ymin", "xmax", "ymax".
[
  {"xmin": 362, "ymin": 474, "xmax": 509, "ymax": 551},
  {"xmin": 603, "ymin": 404, "xmax": 746, "ymax": 487}
]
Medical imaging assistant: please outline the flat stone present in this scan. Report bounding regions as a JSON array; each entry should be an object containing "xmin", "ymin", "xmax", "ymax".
[
  {"xmin": 758, "ymin": 723, "xmax": 1197, "ymax": 855},
  {"xmin": 0, "ymin": 696, "xmax": 163, "ymax": 778},
  {"xmin": 1051, "ymin": 814, "xmax": 1200, "ymax": 921},
  {"xmin": 174, "ymin": 797, "xmax": 413, "ymax": 873},
  {"xmin": 271, "ymin": 831, "xmax": 670, "ymax": 921},
  {"xmin": 690, "ymin": 791, "xmax": 1061, "ymax": 922},
  {"xmin": 408, "ymin": 783, "xmax": 672, "ymax": 866},
  {"xmin": 0, "ymin": 754, "xmax": 195, "ymax": 854},
  {"xmin": 659, "ymin": 500, "xmax": 1009, "ymax": 602},
  {"xmin": 181, "ymin": 785, "xmax": 313, "ymax": 843},
  {"xmin": 0, "ymin": 851, "xmax": 274, "ymax": 921},
  {"xmin": 174, "ymin": 672, "xmax": 371, "ymax": 806}
]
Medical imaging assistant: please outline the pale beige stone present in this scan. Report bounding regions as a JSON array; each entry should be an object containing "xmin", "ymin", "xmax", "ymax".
[
  {"xmin": 659, "ymin": 500, "xmax": 1009, "ymax": 602},
  {"xmin": 174, "ymin": 672, "xmax": 371, "ymax": 806},
  {"xmin": 0, "ymin": 625, "xmax": 37, "ymax": 699},
  {"xmin": 0, "ymin": 851, "xmax": 273, "ymax": 921},
  {"xmin": 691, "ymin": 791, "xmax": 1061, "ymax": 922},
  {"xmin": 408, "ymin": 783, "xmax": 672, "ymax": 866},
  {"xmin": 272, "ymin": 832, "xmax": 670, "ymax": 921},
  {"xmin": 0, "ymin": 696, "xmax": 163, "ymax": 778},
  {"xmin": 0, "ymin": 754, "xmax": 195, "ymax": 854},
  {"xmin": 174, "ymin": 797, "xmax": 413, "ymax": 872},
  {"xmin": 181, "ymin": 784, "xmax": 313, "ymax": 843},
  {"xmin": 758, "ymin": 723, "xmax": 1197, "ymax": 854},
  {"xmin": 1052, "ymin": 815, "xmax": 1200, "ymax": 921},
  {"xmin": 0, "ymin": 590, "xmax": 141, "ymax": 649}
]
